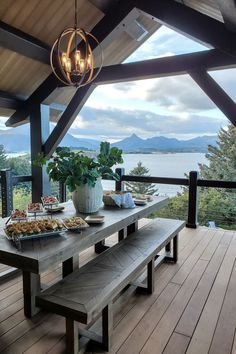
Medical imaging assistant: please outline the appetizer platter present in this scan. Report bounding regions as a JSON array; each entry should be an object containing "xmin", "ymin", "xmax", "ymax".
[
  {"xmin": 28, "ymin": 202, "xmax": 44, "ymax": 213},
  {"xmin": 11, "ymin": 209, "xmax": 28, "ymax": 221},
  {"xmin": 4, "ymin": 218, "xmax": 66, "ymax": 241},
  {"xmin": 41, "ymin": 195, "xmax": 59, "ymax": 206},
  {"xmin": 41, "ymin": 195, "xmax": 64, "ymax": 213},
  {"xmin": 63, "ymin": 217, "xmax": 89, "ymax": 230}
]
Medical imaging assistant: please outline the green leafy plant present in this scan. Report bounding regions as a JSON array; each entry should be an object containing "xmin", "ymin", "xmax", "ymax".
[{"xmin": 34, "ymin": 142, "xmax": 123, "ymax": 192}]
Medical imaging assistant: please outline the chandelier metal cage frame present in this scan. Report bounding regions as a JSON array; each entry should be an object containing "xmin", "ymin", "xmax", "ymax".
[{"xmin": 50, "ymin": 0, "xmax": 103, "ymax": 87}]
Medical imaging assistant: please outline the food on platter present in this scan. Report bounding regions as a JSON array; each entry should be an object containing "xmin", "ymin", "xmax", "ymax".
[
  {"xmin": 5, "ymin": 219, "xmax": 64, "ymax": 238},
  {"xmin": 11, "ymin": 209, "xmax": 27, "ymax": 220},
  {"xmin": 28, "ymin": 202, "xmax": 44, "ymax": 213},
  {"xmin": 63, "ymin": 217, "xmax": 89, "ymax": 230},
  {"xmin": 41, "ymin": 195, "xmax": 59, "ymax": 206}
]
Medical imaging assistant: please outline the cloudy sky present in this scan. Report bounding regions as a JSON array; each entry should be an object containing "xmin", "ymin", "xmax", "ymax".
[
  {"xmin": 1, "ymin": 25, "xmax": 235, "ymax": 142},
  {"xmin": 69, "ymin": 25, "xmax": 234, "ymax": 141}
]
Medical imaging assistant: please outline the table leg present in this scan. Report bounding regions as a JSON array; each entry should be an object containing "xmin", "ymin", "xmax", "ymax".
[
  {"xmin": 22, "ymin": 271, "xmax": 41, "ymax": 318},
  {"xmin": 127, "ymin": 221, "xmax": 138, "ymax": 235},
  {"xmin": 95, "ymin": 221, "xmax": 138, "ymax": 253},
  {"xmin": 118, "ymin": 228, "xmax": 127, "ymax": 242},
  {"xmin": 62, "ymin": 254, "xmax": 79, "ymax": 278}
]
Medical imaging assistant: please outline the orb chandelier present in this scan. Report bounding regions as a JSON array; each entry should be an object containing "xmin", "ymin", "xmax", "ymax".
[{"xmin": 50, "ymin": 0, "xmax": 103, "ymax": 87}]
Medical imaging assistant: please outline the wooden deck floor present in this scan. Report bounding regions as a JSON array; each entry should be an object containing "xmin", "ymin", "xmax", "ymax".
[{"xmin": 0, "ymin": 224, "xmax": 236, "ymax": 353}]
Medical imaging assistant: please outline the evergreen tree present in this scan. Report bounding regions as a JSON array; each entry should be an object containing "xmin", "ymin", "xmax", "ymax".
[
  {"xmin": 199, "ymin": 124, "xmax": 236, "ymax": 181},
  {"xmin": 126, "ymin": 161, "xmax": 158, "ymax": 195},
  {"xmin": 0, "ymin": 144, "xmax": 7, "ymax": 170},
  {"xmin": 155, "ymin": 123, "xmax": 236, "ymax": 229}
]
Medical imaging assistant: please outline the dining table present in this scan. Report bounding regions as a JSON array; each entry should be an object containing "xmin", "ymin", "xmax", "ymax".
[{"xmin": 0, "ymin": 196, "xmax": 168, "ymax": 318}]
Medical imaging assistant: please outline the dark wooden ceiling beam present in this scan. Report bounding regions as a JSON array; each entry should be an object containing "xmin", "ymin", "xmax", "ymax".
[
  {"xmin": 0, "ymin": 91, "xmax": 24, "ymax": 110},
  {"xmin": 88, "ymin": 0, "xmax": 118, "ymax": 13},
  {"xmin": 189, "ymin": 69, "xmax": 236, "ymax": 126},
  {"xmin": 5, "ymin": 0, "xmax": 136, "ymax": 128},
  {"xmin": 0, "ymin": 20, "xmax": 50, "ymax": 64},
  {"xmin": 94, "ymin": 49, "xmax": 236, "ymax": 85},
  {"xmin": 217, "ymin": 0, "xmax": 236, "ymax": 31},
  {"xmin": 5, "ymin": 74, "xmax": 59, "ymax": 127},
  {"xmin": 43, "ymin": 85, "xmax": 95, "ymax": 158},
  {"xmin": 136, "ymin": 0, "xmax": 236, "ymax": 57}
]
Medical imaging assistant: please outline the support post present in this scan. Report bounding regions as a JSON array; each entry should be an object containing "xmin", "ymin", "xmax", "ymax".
[
  {"xmin": 115, "ymin": 168, "xmax": 125, "ymax": 191},
  {"xmin": 59, "ymin": 182, "xmax": 67, "ymax": 203},
  {"xmin": 187, "ymin": 170, "xmax": 198, "ymax": 228},
  {"xmin": 30, "ymin": 104, "xmax": 51, "ymax": 202},
  {"xmin": 1, "ymin": 169, "xmax": 13, "ymax": 217}
]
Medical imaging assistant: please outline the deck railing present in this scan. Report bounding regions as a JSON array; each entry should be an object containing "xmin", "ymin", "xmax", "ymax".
[{"xmin": 1, "ymin": 168, "xmax": 236, "ymax": 228}]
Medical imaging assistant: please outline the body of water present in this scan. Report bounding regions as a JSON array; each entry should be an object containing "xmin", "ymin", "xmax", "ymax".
[
  {"xmin": 102, "ymin": 152, "xmax": 208, "ymax": 196},
  {"xmin": 7, "ymin": 151, "xmax": 208, "ymax": 197}
]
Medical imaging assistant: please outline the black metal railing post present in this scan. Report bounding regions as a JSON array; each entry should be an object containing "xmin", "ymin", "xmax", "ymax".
[
  {"xmin": 59, "ymin": 182, "xmax": 67, "ymax": 203},
  {"xmin": 186, "ymin": 171, "xmax": 198, "ymax": 228},
  {"xmin": 115, "ymin": 168, "xmax": 125, "ymax": 191},
  {"xmin": 1, "ymin": 169, "xmax": 13, "ymax": 217}
]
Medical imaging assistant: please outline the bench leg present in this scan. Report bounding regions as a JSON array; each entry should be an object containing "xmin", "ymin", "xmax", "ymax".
[
  {"xmin": 147, "ymin": 257, "xmax": 155, "ymax": 294},
  {"xmin": 164, "ymin": 234, "xmax": 179, "ymax": 263},
  {"xmin": 66, "ymin": 318, "xmax": 79, "ymax": 354},
  {"xmin": 102, "ymin": 302, "xmax": 113, "ymax": 351},
  {"xmin": 173, "ymin": 234, "xmax": 178, "ymax": 263},
  {"xmin": 165, "ymin": 242, "xmax": 171, "ymax": 253}
]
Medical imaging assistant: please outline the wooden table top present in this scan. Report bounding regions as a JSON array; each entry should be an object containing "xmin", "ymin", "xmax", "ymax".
[{"xmin": 0, "ymin": 196, "xmax": 169, "ymax": 273}]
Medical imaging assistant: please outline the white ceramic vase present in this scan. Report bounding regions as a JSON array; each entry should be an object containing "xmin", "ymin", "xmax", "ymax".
[{"xmin": 72, "ymin": 177, "xmax": 103, "ymax": 214}]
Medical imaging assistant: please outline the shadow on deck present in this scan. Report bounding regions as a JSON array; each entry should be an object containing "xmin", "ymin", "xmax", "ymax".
[{"xmin": 0, "ymin": 225, "xmax": 236, "ymax": 354}]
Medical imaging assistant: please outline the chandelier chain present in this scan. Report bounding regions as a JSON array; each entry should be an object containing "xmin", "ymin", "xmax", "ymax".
[{"xmin": 74, "ymin": 0, "xmax": 78, "ymax": 28}]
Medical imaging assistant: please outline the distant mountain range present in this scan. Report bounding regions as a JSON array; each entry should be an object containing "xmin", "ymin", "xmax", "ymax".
[
  {"xmin": 111, "ymin": 133, "xmax": 217, "ymax": 153},
  {"xmin": 0, "ymin": 125, "xmax": 217, "ymax": 153}
]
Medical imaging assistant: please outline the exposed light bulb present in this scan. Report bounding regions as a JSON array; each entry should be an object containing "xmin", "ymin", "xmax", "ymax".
[
  {"xmin": 61, "ymin": 52, "xmax": 67, "ymax": 68},
  {"xmin": 65, "ymin": 58, "xmax": 71, "ymax": 73}
]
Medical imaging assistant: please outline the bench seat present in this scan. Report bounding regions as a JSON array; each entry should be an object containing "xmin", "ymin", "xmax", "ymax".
[{"xmin": 36, "ymin": 218, "xmax": 185, "ymax": 353}]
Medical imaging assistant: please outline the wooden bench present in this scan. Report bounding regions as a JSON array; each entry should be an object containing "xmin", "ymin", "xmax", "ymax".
[{"xmin": 36, "ymin": 218, "xmax": 185, "ymax": 353}]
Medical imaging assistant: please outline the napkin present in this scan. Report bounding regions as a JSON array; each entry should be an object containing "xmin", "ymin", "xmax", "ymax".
[{"xmin": 110, "ymin": 192, "xmax": 136, "ymax": 209}]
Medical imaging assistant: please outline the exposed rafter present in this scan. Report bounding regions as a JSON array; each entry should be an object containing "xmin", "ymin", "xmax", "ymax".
[
  {"xmin": 137, "ymin": 0, "xmax": 236, "ymax": 57},
  {"xmin": 5, "ymin": 74, "xmax": 59, "ymax": 127},
  {"xmin": 217, "ymin": 0, "xmax": 236, "ymax": 31},
  {"xmin": 0, "ymin": 20, "xmax": 50, "ymax": 64},
  {"xmin": 189, "ymin": 69, "xmax": 236, "ymax": 126},
  {"xmin": 94, "ymin": 49, "xmax": 236, "ymax": 85},
  {"xmin": 5, "ymin": 0, "xmax": 136, "ymax": 128},
  {"xmin": 43, "ymin": 85, "xmax": 95, "ymax": 158},
  {"xmin": 0, "ymin": 91, "xmax": 24, "ymax": 110},
  {"xmin": 88, "ymin": 0, "xmax": 118, "ymax": 13}
]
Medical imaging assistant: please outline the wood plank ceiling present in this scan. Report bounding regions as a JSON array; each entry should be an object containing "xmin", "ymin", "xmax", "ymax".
[{"xmin": 0, "ymin": 0, "xmax": 234, "ymax": 122}]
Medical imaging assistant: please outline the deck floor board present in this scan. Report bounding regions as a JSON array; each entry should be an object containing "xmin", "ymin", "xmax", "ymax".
[{"xmin": 0, "ymin": 225, "xmax": 236, "ymax": 353}]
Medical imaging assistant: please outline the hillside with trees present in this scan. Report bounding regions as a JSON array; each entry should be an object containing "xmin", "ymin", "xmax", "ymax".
[{"xmin": 156, "ymin": 124, "xmax": 236, "ymax": 229}]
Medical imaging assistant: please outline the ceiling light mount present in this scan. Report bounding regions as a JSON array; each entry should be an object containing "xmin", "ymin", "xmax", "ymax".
[{"xmin": 50, "ymin": 0, "xmax": 103, "ymax": 87}]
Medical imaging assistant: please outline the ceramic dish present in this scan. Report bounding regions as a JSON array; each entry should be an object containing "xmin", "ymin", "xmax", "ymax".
[
  {"xmin": 134, "ymin": 199, "xmax": 147, "ymax": 206},
  {"xmin": 84, "ymin": 215, "xmax": 105, "ymax": 224},
  {"xmin": 45, "ymin": 205, "xmax": 65, "ymax": 213}
]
